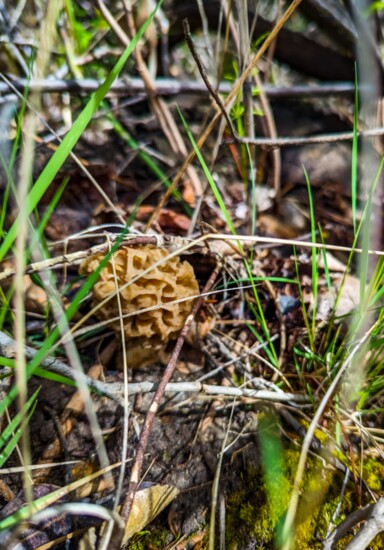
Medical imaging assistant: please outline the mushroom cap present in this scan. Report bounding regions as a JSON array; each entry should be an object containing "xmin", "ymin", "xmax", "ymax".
[{"xmin": 80, "ymin": 245, "xmax": 199, "ymax": 342}]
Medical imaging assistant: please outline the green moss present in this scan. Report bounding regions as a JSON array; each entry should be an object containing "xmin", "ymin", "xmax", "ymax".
[
  {"xmin": 369, "ymin": 532, "xmax": 384, "ymax": 550},
  {"xmin": 299, "ymin": 420, "xmax": 329, "ymax": 446},
  {"xmin": 128, "ymin": 532, "xmax": 148, "ymax": 550},
  {"xmin": 128, "ymin": 446, "xmax": 384, "ymax": 549},
  {"xmin": 363, "ymin": 457, "xmax": 384, "ymax": 492},
  {"xmin": 224, "ymin": 443, "xmax": 375, "ymax": 549},
  {"xmin": 128, "ymin": 526, "xmax": 171, "ymax": 549}
]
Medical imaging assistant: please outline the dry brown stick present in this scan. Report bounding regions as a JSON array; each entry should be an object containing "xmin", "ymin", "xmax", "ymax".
[
  {"xmin": 344, "ymin": 498, "xmax": 384, "ymax": 550},
  {"xmin": 109, "ymin": 263, "xmax": 222, "ymax": 549},
  {"xmin": 4, "ymin": 229, "xmax": 384, "ymax": 286},
  {"xmin": 223, "ymin": 126, "xmax": 384, "ymax": 148},
  {"xmin": 125, "ymin": 381, "xmax": 308, "ymax": 402},
  {"xmin": 183, "ymin": 19, "xmax": 237, "ymax": 140},
  {"xmin": 323, "ymin": 498, "xmax": 384, "ymax": 550},
  {"xmin": 145, "ymin": 0, "xmax": 303, "ymax": 230},
  {"xmin": 0, "ymin": 330, "xmax": 123, "ymax": 403},
  {"xmin": 254, "ymin": 70, "xmax": 281, "ymax": 194},
  {"xmin": 0, "ymin": 327, "xmax": 308, "ymax": 405},
  {"xmin": 121, "ymin": 0, "xmax": 178, "ymax": 151},
  {"xmin": 182, "ymin": 14, "xmax": 278, "ymax": 184},
  {"xmin": 5, "ymin": 227, "xmax": 384, "ymax": 285},
  {"xmin": 0, "ymin": 235, "xmax": 158, "ymax": 282},
  {"xmin": 124, "ymin": 1, "xmax": 204, "ymax": 197},
  {"xmin": 255, "ymin": 0, "xmax": 282, "ymax": 195}
]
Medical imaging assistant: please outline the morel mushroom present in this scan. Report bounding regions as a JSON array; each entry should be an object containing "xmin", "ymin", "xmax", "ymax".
[{"xmin": 80, "ymin": 245, "xmax": 199, "ymax": 365}]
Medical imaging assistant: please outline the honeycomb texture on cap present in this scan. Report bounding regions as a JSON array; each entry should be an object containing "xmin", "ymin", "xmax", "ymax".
[{"xmin": 80, "ymin": 245, "xmax": 199, "ymax": 342}]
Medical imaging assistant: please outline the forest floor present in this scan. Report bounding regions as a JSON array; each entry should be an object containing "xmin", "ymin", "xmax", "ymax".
[{"xmin": 1, "ymin": 2, "xmax": 384, "ymax": 549}]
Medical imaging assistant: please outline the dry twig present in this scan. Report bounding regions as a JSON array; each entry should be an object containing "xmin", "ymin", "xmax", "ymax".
[
  {"xmin": 0, "ymin": 330, "xmax": 309, "ymax": 406},
  {"xmin": 3, "ymin": 231, "xmax": 384, "ymax": 284},
  {"xmin": 109, "ymin": 263, "xmax": 222, "ymax": 548},
  {"xmin": 0, "ymin": 76, "xmax": 356, "ymax": 97},
  {"xmin": 323, "ymin": 498, "xmax": 384, "ymax": 550},
  {"xmin": 0, "ymin": 330, "xmax": 122, "ymax": 403}
]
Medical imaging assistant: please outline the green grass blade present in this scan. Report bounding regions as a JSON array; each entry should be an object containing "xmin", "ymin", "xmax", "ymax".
[
  {"xmin": 357, "ymin": 157, "xmax": 384, "ymax": 312},
  {"xmin": 31, "ymin": 176, "xmax": 69, "ymax": 249},
  {"xmin": 303, "ymin": 166, "xmax": 318, "ymax": 340},
  {"xmin": 318, "ymin": 225, "xmax": 332, "ymax": 293},
  {"xmin": 178, "ymin": 108, "xmax": 238, "ymax": 236},
  {"xmin": 0, "ymin": 388, "xmax": 39, "ymax": 467},
  {"xmin": 105, "ymin": 106, "xmax": 191, "ymax": 214},
  {"xmin": 351, "ymin": 65, "xmax": 359, "ymax": 233},
  {"xmin": 258, "ymin": 413, "xmax": 288, "ymax": 547},
  {"xmin": 178, "ymin": 109, "xmax": 278, "ymax": 360},
  {"xmin": 293, "ymin": 245, "xmax": 314, "ymax": 351},
  {"xmin": 0, "ymin": 222, "xmax": 132, "ymax": 418}
]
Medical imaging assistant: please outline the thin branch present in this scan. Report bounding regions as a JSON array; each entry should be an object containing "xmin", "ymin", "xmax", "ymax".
[
  {"xmin": 97, "ymin": 0, "xmax": 203, "ymax": 199},
  {"xmin": 126, "ymin": 381, "xmax": 309, "ymax": 403},
  {"xmin": 0, "ymin": 330, "xmax": 123, "ymax": 403},
  {"xmin": 0, "ymin": 76, "xmax": 356, "ymax": 98},
  {"xmin": 145, "ymin": 0, "xmax": 313, "ymax": 228},
  {"xmin": 254, "ymin": 70, "xmax": 281, "ymax": 193},
  {"xmin": 223, "ymin": 126, "xmax": 384, "ymax": 148},
  {"xmin": 323, "ymin": 499, "xmax": 384, "ymax": 550},
  {"xmin": 0, "ymin": 235, "xmax": 159, "ymax": 282},
  {"xmin": 345, "ymin": 498, "xmax": 384, "ymax": 550},
  {"xmin": 4, "ymin": 72, "xmax": 376, "ymax": 150},
  {"xmin": 110, "ymin": 263, "xmax": 222, "ymax": 549},
  {"xmin": 183, "ymin": 18, "xmax": 237, "ymax": 139},
  {"xmin": 3, "ymin": 230, "xmax": 384, "ymax": 283},
  {"xmin": 0, "ymin": 330, "xmax": 309, "ymax": 406}
]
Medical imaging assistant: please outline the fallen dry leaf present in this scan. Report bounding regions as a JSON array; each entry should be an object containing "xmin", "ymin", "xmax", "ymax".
[
  {"xmin": 316, "ymin": 274, "xmax": 361, "ymax": 321},
  {"xmin": 135, "ymin": 205, "xmax": 191, "ymax": 232},
  {"xmin": 182, "ymin": 178, "xmax": 196, "ymax": 207},
  {"xmin": 122, "ymin": 484, "xmax": 180, "ymax": 543},
  {"xmin": 318, "ymin": 251, "xmax": 349, "ymax": 272}
]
